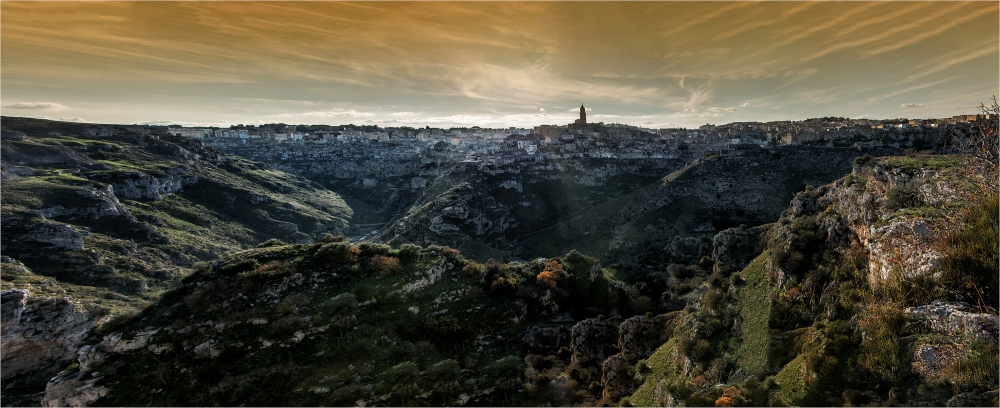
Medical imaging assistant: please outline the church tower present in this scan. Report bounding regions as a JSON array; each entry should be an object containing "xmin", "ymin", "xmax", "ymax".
[{"xmin": 580, "ymin": 104, "xmax": 587, "ymax": 124}]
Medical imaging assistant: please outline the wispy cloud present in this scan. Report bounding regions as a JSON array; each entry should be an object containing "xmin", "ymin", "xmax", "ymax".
[
  {"xmin": 900, "ymin": 103, "xmax": 924, "ymax": 108},
  {"xmin": 3, "ymin": 102, "xmax": 67, "ymax": 110},
  {"xmin": 277, "ymin": 109, "xmax": 375, "ymax": 118}
]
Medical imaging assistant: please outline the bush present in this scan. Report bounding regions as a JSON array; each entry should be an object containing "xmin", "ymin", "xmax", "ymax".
[
  {"xmin": 318, "ymin": 233, "xmax": 348, "ymax": 243},
  {"xmin": 883, "ymin": 180, "xmax": 923, "ymax": 212},
  {"xmin": 397, "ymin": 243, "xmax": 421, "ymax": 263},
  {"xmin": 94, "ymin": 307, "xmax": 139, "ymax": 336},
  {"xmin": 460, "ymin": 261, "xmax": 484, "ymax": 278},
  {"xmin": 218, "ymin": 258, "xmax": 260, "ymax": 275},
  {"xmin": 366, "ymin": 254, "xmax": 402, "ymax": 277},
  {"xmin": 316, "ymin": 242, "xmax": 360, "ymax": 264},
  {"xmin": 424, "ymin": 316, "xmax": 462, "ymax": 338},
  {"xmin": 256, "ymin": 238, "xmax": 286, "ymax": 248},
  {"xmin": 853, "ymin": 154, "xmax": 872, "ymax": 167},
  {"xmin": 536, "ymin": 260, "xmax": 563, "ymax": 288},
  {"xmin": 358, "ymin": 242, "xmax": 391, "ymax": 256}
]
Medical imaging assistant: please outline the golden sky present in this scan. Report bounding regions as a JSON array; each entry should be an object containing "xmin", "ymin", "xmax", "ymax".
[{"xmin": 2, "ymin": 1, "xmax": 997, "ymax": 128}]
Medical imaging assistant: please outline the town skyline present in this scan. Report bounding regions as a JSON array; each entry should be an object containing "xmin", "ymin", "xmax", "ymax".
[{"xmin": 2, "ymin": 2, "xmax": 997, "ymax": 128}]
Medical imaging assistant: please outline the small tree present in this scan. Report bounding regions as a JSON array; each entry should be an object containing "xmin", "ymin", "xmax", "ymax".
[{"xmin": 951, "ymin": 96, "xmax": 999, "ymax": 196}]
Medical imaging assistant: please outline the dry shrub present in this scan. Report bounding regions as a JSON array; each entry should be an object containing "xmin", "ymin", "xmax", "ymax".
[
  {"xmin": 460, "ymin": 261, "xmax": 484, "ymax": 278},
  {"xmin": 366, "ymin": 254, "xmax": 402, "ymax": 277},
  {"xmin": 715, "ymin": 386, "xmax": 746, "ymax": 407},
  {"xmin": 536, "ymin": 260, "xmax": 563, "ymax": 288},
  {"xmin": 317, "ymin": 242, "xmax": 360, "ymax": 265}
]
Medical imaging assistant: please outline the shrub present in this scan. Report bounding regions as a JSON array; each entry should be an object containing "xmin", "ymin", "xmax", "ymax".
[
  {"xmin": 397, "ymin": 243, "xmax": 421, "ymax": 263},
  {"xmin": 536, "ymin": 260, "xmax": 563, "ymax": 288},
  {"xmin": 256, "ymin": 238, "xmax": 286, "ymax": 248},
  {"xmin": 316, "ymin": 242, "xmax": 360, "ymax": 264},
  {"xmin": 424, "ymin": 316, "xmax": 462, "ymax": 338},
  {"xmin": 276, "ymin": 294, "xmax": 311, "ymax": 314},
  {"xmin": 853, "ymin": 154, "xmax": 872, "ymax": 167},
  {"xmin": 94, "ymin": 307, "xmax": 139, "ymax": 336},
  {"xmin": 883, "ymin": 180, "xmax": 923, "ymax": 212},
  {"xmin": 318, "ymin": 233, "xmax": 348, "ymax": 243},
  {"xmin": 218, "ymin": 258, "xmax": 260, "ymax": 275},
  {"xmin": 358, "ymin": 242, "xmax": 391, "ymax": 256},
  {"xmin": 366, "ymin": 254, "xmax": 402, "ymax": 277},
  {"xmin": 460, "ymin": 261, "xmax": 484, "ymax": 278}
]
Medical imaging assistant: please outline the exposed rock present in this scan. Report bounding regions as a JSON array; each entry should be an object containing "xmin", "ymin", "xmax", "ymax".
[
  {"xmin": 712, "ymin": 225, "xmax": 768, "ymax": 271},
  {"xmin": 571, "ymin": 318, "xmax": 620, "ymax": 365},
  {"xmin": 910, "ymin": 342, "xmax": 962, "ymax": 384},
  {"xmin": 105, "ymin": 171, "xmax": 196, "ymax": 200},
  {"xmin": 42, "ymin": 372, "xmax": 110, "ymax": 408},
  {"xmin": 0, "ymin": 212, "xmax": 87, "ymax": 251},
  {"xmin": 666, "ymin": 236, "xmax": 712, "ymax": 262},
  {"xmin": 1, "ymin": 290, "xmax": 96, "ymax": 389},
  {"xmin": 521, "ymin": 325, "xmax": 571, "ymax": 353},
  {"xmin": 601, "ymin": 354, "xmax": 635, "ymax": 402},
  {"xmin": 618, "ymin": 314, "xmax": 672, "ymax": 360},
  {"xmin": 945, "ymin": 391, "xmax": 999, "ymax": 407},
  {"xmin": 905, "ymin": 300, "xmax": 999, "ymax": 341}
]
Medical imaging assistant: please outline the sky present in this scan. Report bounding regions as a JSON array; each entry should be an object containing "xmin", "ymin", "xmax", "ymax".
[{"xmin": 1, "ymin": 1, "xmax": 997, "ymax": 129}]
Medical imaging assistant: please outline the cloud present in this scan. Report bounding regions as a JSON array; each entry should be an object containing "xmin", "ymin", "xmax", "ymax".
[
  {"xmin": 900, "ymin": 103, "xmax": 924, "ymax": 108},
  {"xmin": 708, "ymin": 107, "xmax": 738, "ymax": 112},
  {"xmin": 3, "ymin": 102, "xmax": 68, "ymax": 110},
  {"xmin": 391, "ymin": 111, "xmax": 418, "ymax": 116},
  {"xmin": 277, "ymin": 109, "xmax": 375, "ymax": 118},
  {"xmin": 539, "ymin": 108, "xmax": 545, "ymax": 112},
  {"xmin": 34, "ymin": 116, "xmax": 87, "ymax": 122}
]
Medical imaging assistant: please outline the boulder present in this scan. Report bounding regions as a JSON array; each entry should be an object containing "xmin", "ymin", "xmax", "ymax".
[{"xmin": 905, "ymin": 301, "xmax": 999, "ymax": 341}]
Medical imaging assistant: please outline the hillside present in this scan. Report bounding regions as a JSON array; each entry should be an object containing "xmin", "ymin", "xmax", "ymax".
[
  {"xmin": 517, "ymin": 145, "xmax": 900, "ymax": 266},
  {"xmin": 629, "ymin": 154, "xmax": 998, "ymax": 407},
  {"xmin": 372, "ymin": 158, "xmax": 681, "ymax": 261},
  {"xmin": 31, "ymin": 152, "xmax": 998, "ymax": 407},
  {"xmin": 0, "ymin": 117, "xmax": 354, "ymax": 404}
]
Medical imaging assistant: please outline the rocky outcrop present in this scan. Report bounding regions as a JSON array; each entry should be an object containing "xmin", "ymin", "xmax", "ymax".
[
  {"xmin": 905, "ymin": 301, "xmax": 999, "ymax": 342},
  {"xmin": 601, "ymin": 354, "xmax": 635, "ymax": 401},
  {"xmin": 522, "ymin": 325, "xmax": 572, "ymax": 353},
  {"xmin": 104, "ymin": 171, "xmax": 197, "ymax": 200},
  {"xmin": 570, "ymin": 318, "xmax": 620, "ymax": 365},
  {"xmin": 792, "ymin": 158, "xmax": 964, "ymax": 285},
  {"xmin": 1, "ymin": 290, "xmax": 97, "ymax": 389},
  {"xmin": 712, "ymin": 225, "xmax": 768, "ymax": 271},
  {"xmin": 1, "ymin": 212, "xmax": 87, "ymax": 251},
  {"xmin": 618, "ymin": 314, "xmax": 673, "ymax": 360},
  {"xmin": 41, "ymin": 185, "xmax": 133, "ymax": 220}
]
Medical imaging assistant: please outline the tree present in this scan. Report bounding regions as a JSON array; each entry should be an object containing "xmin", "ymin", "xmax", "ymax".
[{"xmin": 951, "ymin": 96, "xmax": 999, "ymax": 195}]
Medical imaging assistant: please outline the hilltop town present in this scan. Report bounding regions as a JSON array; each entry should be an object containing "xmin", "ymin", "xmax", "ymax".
[{"xmin": 164, "ymin": 107, "xmax": 976, "ymax": 165}]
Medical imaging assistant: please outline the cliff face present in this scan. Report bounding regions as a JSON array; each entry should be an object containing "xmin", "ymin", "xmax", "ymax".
[{"xmin": 630, "ymin": 154, "xmax": 998, "ymax": 407}]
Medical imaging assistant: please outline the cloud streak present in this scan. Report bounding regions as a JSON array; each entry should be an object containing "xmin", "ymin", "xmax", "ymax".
[{"xmin": 3, "ymin": 102, "xmax": 67, "ymax": 109}]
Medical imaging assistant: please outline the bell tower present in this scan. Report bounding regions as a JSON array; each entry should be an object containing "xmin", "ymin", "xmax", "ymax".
[{"xmin": 580, "ymin": 104, "xmax": 587, "ymax": 124}]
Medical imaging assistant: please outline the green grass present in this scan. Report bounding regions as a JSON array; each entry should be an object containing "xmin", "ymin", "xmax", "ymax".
[
  {"xmin": 772, "ymin": 353, "xmax": 809, "ymax": 406},
  {"xmin": 737, "ymin": 252, "xmax": 772, "ymax": 376},
  {"xmin": 630, "ymin": 337, "xmax": 680, "ymax": 407}
]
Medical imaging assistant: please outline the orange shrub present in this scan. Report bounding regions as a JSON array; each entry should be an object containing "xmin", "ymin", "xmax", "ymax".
[
  {"xmin": 366, "ymin": 254, "xmax": 402, "ymax": 277},
  {"xmin": 536, "ymin": 260, "xmax": 563, "ymax": 288}
]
